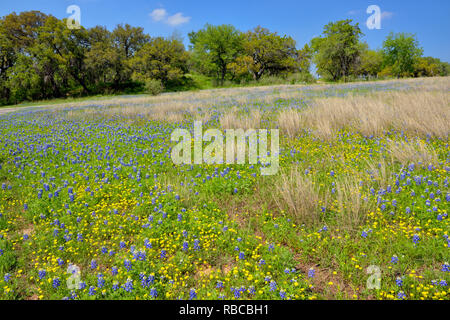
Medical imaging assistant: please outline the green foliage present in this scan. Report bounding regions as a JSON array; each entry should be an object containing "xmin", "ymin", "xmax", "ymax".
[
  {"xmin": 357, "ymin": 47, "xmax": 383, "ymax": 78},
  {"xmin": 241, "ymin": 26, "xmax": 299, "ymax": 80},
  {"xmin": 414, "ymin": 57, "xmax": 449, "ymax": 77},
  {"xmin": 189, "ymin": 24, "xmax": 244, "ymax": 85},
  {"xmin": 129, "ymin": 37, "xmax": 189, "ymax": 87},
  {"xmin": 382, "ymin": 32, "xmax": 423, "ymax": 78},
  {"xmin": 144, "ymin": 79, "xmax": 163, "ymax": 96},
  {"xmin": 0, "ymin": 11, "xmax": 447, "ymax": 106},
  {"xmin": 311, "ymin": 20, "xmax": 363, "ymax": 81}
]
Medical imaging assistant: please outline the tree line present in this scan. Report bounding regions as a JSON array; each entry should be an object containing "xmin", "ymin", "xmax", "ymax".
[{"xmin": 0, "ymin": 11, "xmax": 448, "ymax": 105}]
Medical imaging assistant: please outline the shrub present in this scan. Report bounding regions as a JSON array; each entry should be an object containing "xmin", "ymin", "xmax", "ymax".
[{"xmin": 145, "ymin": 79, "xmax": 163, "ymax": 95}]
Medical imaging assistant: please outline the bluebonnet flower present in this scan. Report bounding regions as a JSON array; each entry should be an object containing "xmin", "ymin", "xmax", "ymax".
[
  {"xmin": 189, "ymin": 288, "xmax": 197, "ymax": 300},
  {"xmin": 4, "ymin": 273, "xmax": 11, "ymax": 282},
  {"xmin": 269, "ymin": 280, "xmax": 277, "ymax": 291},
  {"xmin": 89, "ymin": 286, "xmax": 96, "ymax": 296},
  {"xmin": 232, "ymin": 287, "xmax": 241, "ymax": 299},
  {"xmin": 397, "ymin": 291, "xmax": 406, "ymax": 300},
  {"xmin": 97, "ymin": 274, "xmax": 105, "ymax": 288},
  {"xmin": 123, "ymin": 279, "xmax": 133, "ymax": 292},
  {"xmin": 442, "ymin": 262, "xmax": 449, "ymax": 272},
  {"xmin": 279, "ymin": 290, "xmax": 287, "ymax": 299},
  {"xmin": 308, "ymin": 268, "xmax": 315, "ymax": 278},
  {"xmin": 52, "ymin": 278, "xmax": 61, "ymax": 289},
  {"xmin": 90, "ymin": 259, "xmax": 97, "ymax": 270},
  {"xmin": 38, "ymin": 269, "xmax": 46, "ymax": 280},
  {"xmin": 239, "ymin": 252, "xmax": 245, "ymax": 260},
  {"xmin": 150, "ymin": 288, "xmax": 157, "ymax": 298},
  {"xmin": 390, "ymin": 256, "xmax": 399, "ymax": 264},
  {"xmin": 193, "ymin": 239, "xmax": 200, "ymax": 251},
  {"xmin": 248, "ymin": 286, "xmax": 255, "ymax": 295},
  {"xmin": 124, "ymin": 259, "xmax": 132, "ymax": 271}
]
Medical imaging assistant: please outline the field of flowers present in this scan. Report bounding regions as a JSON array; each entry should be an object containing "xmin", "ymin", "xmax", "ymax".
[{"xmin": 0, "ymin": 77, "xmax": 448, "ymax": 300}]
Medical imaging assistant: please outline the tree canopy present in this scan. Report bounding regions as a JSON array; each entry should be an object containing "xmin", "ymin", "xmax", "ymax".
[
  {"xmin": 381, "ymin": 32, "xmax": 423, "ymax": 78},
  {"xmin": 0, "ymin": 11, "xmax": 447, "ymax": 105}
]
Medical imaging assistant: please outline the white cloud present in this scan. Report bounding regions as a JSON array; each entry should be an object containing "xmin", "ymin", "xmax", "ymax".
[
  {"xmin": 347, "ymin": 10, "xmax": 360, "ymax": 15},
  {"xmin": 166, "ymin": 13, "xmax": 191, "ymax": 26},
  {"xmin": 381, "ymin": 11, "xmax": 394, "ymax": 20},
  {"xmin": 150, "ymin": 8, "xmax": 167, "ymax": 22},
  {"xmin": 150, "ymin": 7, "xmax": 191, "ymax": 27}
]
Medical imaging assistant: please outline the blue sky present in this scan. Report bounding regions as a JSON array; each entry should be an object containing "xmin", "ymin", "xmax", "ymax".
[{"xmin": 1, "ymin": 0, "xmax": 449, "ymax": 61}]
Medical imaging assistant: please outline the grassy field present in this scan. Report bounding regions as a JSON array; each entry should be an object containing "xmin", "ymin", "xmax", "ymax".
[{"xmin": 0, "ymin": 77, "xmax": 448, "ymax": 300}]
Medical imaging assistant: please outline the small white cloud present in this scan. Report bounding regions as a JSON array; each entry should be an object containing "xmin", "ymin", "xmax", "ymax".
[
  {"xmin": 166, "ymin": 12, "xmax": 191, "ymax": 26},
  {"xmin": 381, "ymin": 11, "xmax": 394, "ymax": 20},
  {"xmin": 348, "ymin": 10, "xmax": 360, "ymax": 15},
  {"xmin": 150, "ymin": 8, "xmax": 167, "ymax": 22}
]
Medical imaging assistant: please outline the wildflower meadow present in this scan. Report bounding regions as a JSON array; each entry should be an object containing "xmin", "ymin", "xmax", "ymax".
[{"xmin": 0, "ymin": 77, "xmax": 448, "ymax": 301}]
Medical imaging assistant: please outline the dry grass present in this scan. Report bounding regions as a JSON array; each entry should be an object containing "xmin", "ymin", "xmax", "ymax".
[
  {"xmin": 219, "ymin": 108, "xmax": 261, "ymax": 130},
  {"xmin": 299, "ymin": 90, "xmax": 449, "ymax": 140},
  {"xmin": 277, "ymin": 108, "xmax": 302, "ymax": 138},
  {"xmin": 335, "ymin": 176, "xmax": 371, "ymax": 230},
  {"xmin": 18, "ymin": 76, "xmax": 448, "ymax": 138},
  {"xmin": 274, "ymin": 167, "xmax": 321, "ymax": 225},
  {"xmin": 366, "ymin": 158, "xmax": 393, "ymax": 190},
  {"xmin": 386, "ymin": 139, "xmax": 439, "ymax": 166}
]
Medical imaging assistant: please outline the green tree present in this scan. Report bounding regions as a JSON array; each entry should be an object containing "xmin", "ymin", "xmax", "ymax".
[
  {"xmin": 129, "ymin": 37, "xmax": 189, "ymax": 87},
  {"xmin": 241, "ymin": 26, "xmax": 299, "ymax": 81},
  {"xmin": 311, "ymin": 19, "xmax": 363, "ymax": 81},
  {"xmin": 111, "ymin": 24, "xmax": 150, "ymax": 85},
  {"xmin": 416, "ymin": 56, "xmax": 449, "ymax": 77},
  {"xmin": 37, "ymin": 16, "xmax": 92, "ymax": 94},
  {"xmin": 0, "ymin": 11, "xmax": 48, "ymax": 103},
  {"xmin": 382, "ymin": 32, "xmax": 423, "ymax": 78},
  {"xmin": 85, "ymin": 26, "xmax": 118, "ymax": 86},
  {"xmin": 357, "ymin": 46, "xmax": 383, "ymax": 78},
  {"xmin": 189, "ymin": 24, "xmax": 244, "ymax": 85}
]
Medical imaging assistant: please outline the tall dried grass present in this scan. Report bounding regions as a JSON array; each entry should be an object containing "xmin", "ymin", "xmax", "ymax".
[
  {"xmin": 277, "ymin": 108, "xmax": 302, "ymax": 138},
  {"xmin": 219, "ymin": 109, "xmax": 261, "ymax": 130},
  {"xmin": 386, "ymin": 139, "xmax": 438, "ymax": 166},
  {"xmin": 299, "ymin": 91, "xmax": 449, "ymax": 140},
  {"xmin": 274, "ymin": 167, "xmax": 321, "ymax": 225},
  {"xmin": 335, "ymin": 176, "xmax": 370, "ymax": 230}
]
